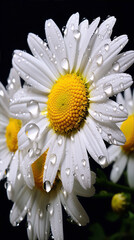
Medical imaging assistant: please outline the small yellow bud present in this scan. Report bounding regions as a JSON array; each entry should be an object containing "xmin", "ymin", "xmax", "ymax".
[{"xmin": 111, "ymin": 193, "xmax": 130, "ymax": 213}]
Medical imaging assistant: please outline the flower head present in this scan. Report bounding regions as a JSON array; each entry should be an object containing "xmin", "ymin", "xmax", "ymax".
[
  {"xmin": 0, "ymin": 68, "xmax": 22, "ymax": 182},
  {"xmin": 11, "ymin": 13, "xmax": 133, "ymax": 193},
  {"xmin": 109, "ymin": 88, "xmax": 134, "ymax": 187},
  {"xmin": 7, "ymin": 148, "xmax": 95, "ymax": 240}
]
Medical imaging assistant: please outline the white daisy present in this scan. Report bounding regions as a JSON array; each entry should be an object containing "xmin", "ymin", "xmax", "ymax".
[
  {"xmin": 7, "ymin": 148, "xmax": 95, "ymax": 240},
  {"xmin": 11, "ymin": 13, "xmax": 133, "ymax": 193},
  {"xmin": 0, "ymin": 68, "xmax": 22, "ymax": 183},
  {"xmin": 109, "ymin": 87, "xmax": 134, "ymax": 187}
]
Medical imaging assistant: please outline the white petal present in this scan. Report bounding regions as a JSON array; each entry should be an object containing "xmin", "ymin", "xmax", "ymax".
[
  {"xmin": 124, "ymin": 88, "xmax": 133, "ymax": 115},
  {"xmin": 0, "ymin": 151, "xmax": 12, "ymax": 180},
  {"xmin": 64, "ymin": 12, "xmax": 79, "ymax": 72},
  {"xmin": 13, "ymin": 50, "xmax": 55, "ymax": 92},
  {"xmin": 86, "ymin": 35, "xmax": 128, "ymax": 80},
  {"xmin": 110, "ymin": 152, "xmax": 127, "ymax": 183},
  {"xmin": 43, "ymin": 134, "xmax": 65, "ymax": 187},
  {"xmin": 10, "ymin": 185, "xmax": 31, "ymax": 225},
  {"xmin": 27, "ymin": 33, "xmax": 60, "ymax": 78},
  {"xmin": 7, "ymin": 68, "xmax": 21, "ymax": 97},
  {"xmin": 95, "ymin": 121, "xmax": 126, "ymax": 145},
  {"xmin": 50, "ymin": 192, "xmax": 63, "ymax": 240},
  {"xmin": 72, "ymin": 131, "xmax": 91, "ymax": 189},
  {"xmin": 116, "ymin": 92, "xmax": 125, "ymax": 106},
  {"xmin": 108, "ymin": 145, "xmax": 121, "ymax": 163},
  {"xmin": 45, "ymin": 19, "xmax": 67, "ymax": 75},
  {"xmin": 90, "ymin": 99, "xmax": 128, "ymax": 124},
  {"xmin": 76, "ymin": 17, "xmax": 100, "ymax": 72},
  {"xmin": 60, "ymin": 192, "xmax": 89, "ymax": 226},
  {"xmin": 73, "ymin": 179, "xmax": 95, "ymax": 198},
  {"xmin": 109, "ymin": 51, "xmax": 134, "ymax": 74},
  {"xmin": 127, "ymin": 155, "xmax": 134, "ymax": 188},
  {"xmin": 8, "ymin": 150, "xmax": 19, "ymax": 185},
  {"xmin": 61, "ymin": 138, "xmax": 74, "ymax": 193},
  {"xmin": 90, "ymin": 73, "xmax": 132, "ymax": 102},
  {"xmin": 82, "ymin": 118, "xmax": 109, "ymax": 166}
]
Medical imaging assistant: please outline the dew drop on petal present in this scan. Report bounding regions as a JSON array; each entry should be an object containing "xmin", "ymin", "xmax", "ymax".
[
  {"xmin": 81, "ymin": 159, "xmax": 86, "ymax": 167},
  {"xmin": 119, "ymin": 104, "xmax": 124, "ymax": 111},
  {"xmin": 61, "ymin": 187, "xmax": 68, "ymax": 198},
  {"xmin": 0, "ymin": 89, "xmax": 4, "ymax": 97},
  {"xmin": 25, "ymin": 123, "xmax": 39, "ymax": 141},
  {"xmin": 61, "ymin": 58, "xmax": 69, "ymax": 71},
  {"xmin": 46, "ymin": 204, "xmax": 54, "ymax": 216},
  {"xmin": 35, "ymin": 148, "xmax": 41, "ymax": 156},
  {"xmin": 81, "ymin": 174, "xmax": 85, "ymax": 181},
  {"xmin": 27, "ymin": 100, "xmax": 39, "ymax": 118},
  {"xmin": 50, "ymin": 154, "xmax": 57, "ymax": 165},
  {"xmin": 73, "ymin": 30, "xmax": 81, "ymax": 40},
  {"xmin": 98, "ymin": 155, "xmax": 107, "ymax": 167},
  {"xmin": 89, "ymin": 72, "xmax": 95, "ymax": 82},
  {"xmin": 96, "ymin": 54, "xmax": 103, "ymax": 66},
  {"xmin": 57, "ymin": 135, "xmax": 63, "ymax": 146},
  {"xmin": 103, "ymin": 83, "xmax": 113, "ymax": 96},
  {"xmin": 104, "ymin": 43, "xmax": 109, "ymax": 51},
  {"xmin": 38, "ymin": 209, "xmax": 44, "ymax": 218},
  {"xmin": 44, "ymin": 180, "xmax": 51, "ymax": 193},
  {"xmin": 27, "ymin": 209, "xmax": 32, "ymax": 218},
  {"xmin": 65, "ymin": 168, "xmax": 70, "ymax": 176},
  {"xmin": 27, "ymin": 221, "xmax": 32, "ymax": 232},
  {"xmin": 113, "ymin": 62, "xmax": 120, "ymax": 72}
]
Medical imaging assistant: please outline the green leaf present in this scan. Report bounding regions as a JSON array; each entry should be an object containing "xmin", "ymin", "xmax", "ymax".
[{"xmin": 88, "ymin": 223, "xmax": 105, "ymax": 240}]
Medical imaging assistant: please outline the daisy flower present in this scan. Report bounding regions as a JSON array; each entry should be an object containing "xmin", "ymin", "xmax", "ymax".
[
  {"xmin": 11, "ymin": 13, "xmax": 133, "ymax": 193},
  {"xmin": 109, "ymin": 87, "xmax": 134, "ymax": 188},
  {"xmin": 0, "ymin": 68, "xmax": 22, "ymax": 184},
  {"xmin": 7, "ymin": 148, "xmax": 95, "ymax": 240}
]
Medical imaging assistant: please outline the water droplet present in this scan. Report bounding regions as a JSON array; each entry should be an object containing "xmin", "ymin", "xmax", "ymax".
[
  {"xmin": 27, "ymin": 100, "xmax": 39, "ymax": 118},
  {"xmin": 96, "ymin": 54, "xmax": 103, "ymax": 66},
  {"xmin": 27, "ymin": 208, "xmax": 32, "ymax": 218},
  {"xmin": 50, "ymin": 154, "xmax": 57, "ymax": 165},
  {"xmin": 62, "ymin": 26, "xmax": 68, "ymax": 36},
  {"xmin": 65, "ymin": 168, "xmax": 70, "ymax": 176},
  {"xmin": 103, "ymin": 83, "xmax": 113, "ymax": 96},
  {"xmin": 104, "ymin": 43, "xmax": 109, "ymax": 51},
  {"xmin": 27, "ymin": 221, "xmax": 32, "ymax": 231},
  {"xmin": 35, "ymin": 148, "xmax": 41, "ymax": 156},
  {"xmin": 26, "ymin": 74, "xmax": 30, "ymax": 79},
  {"xmin": 81, "ymin": 174, "xmax": 85, "ymax": 181},
  {"xmin": 44, "ymin": 180, "xmax": 51, "ymax": 193},
  {"xmin": 113, "ymin": 139, "xmax": 117, "ymax": 145},
  {"xmin": 113, "ymin": 106, "xmax": 117, "ymax": 112},
  {"xmin": 38, "ymin": 209, "xmax": 43, "ymax": 218},
  {"xmin": 61, "ymin": 187, "xmax": 68, "ymax": 198},
  {"xmin": 71, "ymin": 135, "xmax": 75, "ymax": 142},
  {"xmin": 61, "ymin": 58, "xmax": 69, "ymax": 71},
  {"xmin": 98, "ymin": 155, "xmax": 107, "ymax": 167},
  {"xmin": 46, "ymin": 204, "xmax": 54, "ymax": 216},
  {"xmin": 113, "ymin": 62, "xmax": 120, "ymax": 72},
  {"xmin": 89, "ymin": 72, "xmax": 95, "ymax": 82},
  {"xmin": 119, "ymin": 82, "xmax": 124, "ymax": 90},
  {"xmin": 81, "ymin": 159, "xmax": 86, "ymax": 167},
  {"xmin": 119, "ymin": 104, "xmax": 124, "ymax": 111},
  {"xmin": 47, "ymin": 21, "xmax": 51, "ymax": 27},
  {"xmin": 73, "ymin": 30, "xmax": 81, "ymax": 40},
  {"xmin": 0, "ymin": 89, "xmax": 4, "ymax": 97},
  {"xmin": 25, "ymin": 123, "xmax": 39, "ymax": 141},
  {"xmin": 57, "ymin": 136, "xmax": 63, "ymax": 146},
  {"xmin": 109, "ymin": 115, "xmax": 113, "ymax": 121}
]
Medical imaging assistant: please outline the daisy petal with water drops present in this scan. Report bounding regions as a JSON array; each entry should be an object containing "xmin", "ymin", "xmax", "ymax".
[{"xmin": 11, "ymin": 13, "xmax": 134, "ymax": 192}]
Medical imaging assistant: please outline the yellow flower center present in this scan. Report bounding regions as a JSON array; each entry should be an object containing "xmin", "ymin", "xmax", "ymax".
[
  {"xmin": 32, "ymin": 150, "xmax": 48, "ymax": 192},
  {"xmin": 5, "ymin": 118, "xmax": 22, "ymax": 152},
  {"xmin": 120, "ymin": 114, "xmax": 134, "ymax": 154},
  {"xmin": 46, "ymin": 73, "xmax": 89, "ymax": 135}
]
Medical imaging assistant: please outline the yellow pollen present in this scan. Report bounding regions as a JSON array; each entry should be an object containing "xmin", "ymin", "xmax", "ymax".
[
  {"xmin": 46, "ymin": 73, "xmax": 89, "ymax": 135},
  {"xmin": 32, "ymin": 149, "xmax": 48, "ymax": 192},
  {"xmin": 120, "ymin": 114, "xmax": 134, "ymax": 154},
  {"xmin": 5, "ymin": 118, "xmax": 22, "ymax": 153}
]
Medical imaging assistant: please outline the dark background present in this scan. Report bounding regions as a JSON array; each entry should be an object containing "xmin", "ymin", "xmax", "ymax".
[{"xmin": 0, "ymin": 0, "xmax": 134, "ymax": 239}]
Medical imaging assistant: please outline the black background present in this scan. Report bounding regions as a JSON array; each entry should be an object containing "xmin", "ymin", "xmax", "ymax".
[{"xmin": 0, "ymin": 0, "xmax": 134, "ymax": 239}]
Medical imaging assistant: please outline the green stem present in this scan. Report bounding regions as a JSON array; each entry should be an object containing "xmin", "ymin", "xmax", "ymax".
[{"xmin": 96, "ymin": 178, "xmax": 134, "ymax": 195}]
